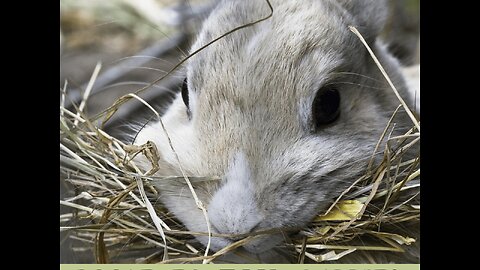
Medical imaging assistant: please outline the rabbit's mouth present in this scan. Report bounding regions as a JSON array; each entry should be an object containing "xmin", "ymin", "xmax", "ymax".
[
  {"xmin": 241, "ymin": 232, "xmax": 285, "ymax": 253},
  {"xmin": 200, "ymin": 229, "xmax": 285, "ymax": 254}
]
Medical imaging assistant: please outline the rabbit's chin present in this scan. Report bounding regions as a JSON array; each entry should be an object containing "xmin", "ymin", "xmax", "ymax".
[
  {"xmin": 197, "ymin": 233, "xmax": 284, "ymax": 254},
  {"xmin": 242, "ymin": 233, "xmax": 285, "ymax": 254}
]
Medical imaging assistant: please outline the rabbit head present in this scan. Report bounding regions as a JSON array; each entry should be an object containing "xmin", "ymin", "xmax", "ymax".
[{"xmin": 134, "ymin": 0, "xmax": 414, "ymax": 255}]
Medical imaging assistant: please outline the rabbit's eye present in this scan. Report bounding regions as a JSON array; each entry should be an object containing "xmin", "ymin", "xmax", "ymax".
[
  {"xmin": 181, "ymin": 78, "xmax": 190, "ymax": 109},
  {"xmin": 312, "ymin": 87, "xmax": 340, "ymax": 128}
]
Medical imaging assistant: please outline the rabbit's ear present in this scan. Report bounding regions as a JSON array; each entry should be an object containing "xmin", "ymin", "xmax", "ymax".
[{"xmin": 336, "ymin": 0, "xmax": 388, "ymax": 43}]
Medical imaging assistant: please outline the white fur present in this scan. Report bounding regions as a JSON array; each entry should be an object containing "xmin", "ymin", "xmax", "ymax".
[
  {"xmin": 402, "ymin": 64, "xmax": 420, "ymax": 112},
  {"xmin": 208, "ymin": 152, "xmax": 263, "ymax": 236}
]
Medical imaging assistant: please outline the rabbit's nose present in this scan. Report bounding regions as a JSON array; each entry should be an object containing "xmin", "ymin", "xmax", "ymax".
[
  {"xmin": 207, "ymin": 174, "xmax": 263, "ymax": 236},
  {"xmin": 208, "ymin": 197, "xmax": 262, "ymax": 237},
  {"xmin": 207, "ymin": 151, "xmax": 263, "ymax": 237}
]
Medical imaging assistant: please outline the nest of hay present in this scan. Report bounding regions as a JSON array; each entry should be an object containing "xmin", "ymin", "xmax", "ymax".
[{"xmin": 60, "ymin": 28, "xmax": 420, "ymax": 264}]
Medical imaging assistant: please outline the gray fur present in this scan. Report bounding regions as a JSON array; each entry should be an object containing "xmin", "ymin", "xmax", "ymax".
[{"xmin": 133, "ymin": 0, "xmax": 418, "ymax": 263}]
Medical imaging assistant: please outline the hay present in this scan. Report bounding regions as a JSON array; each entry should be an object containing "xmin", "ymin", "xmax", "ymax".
[{"xmin": 60, "ymin": 26, "xmax": 420, "ymax": 264}]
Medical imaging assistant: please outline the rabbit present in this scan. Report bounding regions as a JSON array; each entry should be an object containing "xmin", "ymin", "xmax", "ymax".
[{"xmin": 132, "ymin": 0, "xmax": 419, "ymax": 263}]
